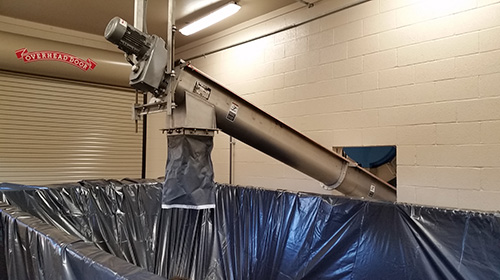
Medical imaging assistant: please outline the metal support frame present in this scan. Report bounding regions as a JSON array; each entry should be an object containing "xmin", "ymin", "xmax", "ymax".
[
  {"xmin": 125, "ymin": 0, "xmax": 395, "ymax": 201},
  {"xmin": 134, "ymin": 0, "xmax": 147, "ymax": 179},
  {"xmin": 166, "ymin": 0, "xmax": 175, "ymax": 74},
  {"xmin": 134, "ymin": 0, "xmax": 146, "ymax": 31},
  {"xmin": 134, "ymin": 62, "xmax": 396, "ymax": 201}
]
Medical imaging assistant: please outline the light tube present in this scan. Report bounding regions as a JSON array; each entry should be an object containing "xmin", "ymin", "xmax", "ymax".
[{"xmin": 179, "ymin": 2, "xmax": 241, "ymax": 36}]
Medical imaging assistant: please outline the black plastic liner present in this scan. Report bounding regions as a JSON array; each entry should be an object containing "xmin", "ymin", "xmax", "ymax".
[
  {"xmin": 162, "ymin": 135, "xmax": 215, "ymax": 209},
  {"xmin": 1, "ymin": 179, "xmax": 500, "ymax": 279},
  {"xmin": 0, "ymin": 202, "xmax": 165, "ymax": 280}
]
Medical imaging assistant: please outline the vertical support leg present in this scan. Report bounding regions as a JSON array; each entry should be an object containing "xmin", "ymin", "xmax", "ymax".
[
  {"xmin": 166, "ymin": 0, "xmax": 175, "ymax": 74},
  {"xmin": 134, "ymin": 0, "xmax": 146, "ymax": 31},
  {"xmin": 134, "ymin": 0, "xmax": 148, "ymax": 178}
]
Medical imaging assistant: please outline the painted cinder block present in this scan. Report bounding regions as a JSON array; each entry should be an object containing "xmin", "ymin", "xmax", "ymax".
[
  {"xmin": 347, "ymin": 72, "xmax": 378, "ymax": 93},
  {"xmin": 334, "ymin": 21, "xmax": 363, "ymax": 43},
  {"xmin": 416, "ymin": 187, "xmax": 459, "ymax": 209},
  {"xmin": 273, "ymin": 28, "xmax": 296, "ymax": 45},
  {"xmin": 233, "ymin": 143, "xmax": 272, "ymax": 163},
  {"xmin": 481, "ymin": 120, "xmax": 500, "ymax": 144},
  {"xmin": 265, "ymin": 44, "xmax": 285, "ymax": 62},
  {"xmin": 296, "ymin": 49, "xmax": 320, "ymax": 70},
  {"xmin": 245, "ymin": 90, "xmax": 275, "ymax": 106},
  {"xmin": 332, "ymin": 56, "xmax": 363, "ymax": 78},
  {"xmin": 237, "ymin": 162, "xmax": 284, "ymax": 178},
  {"xmin": 395, "ymin": 83, "xmax": 435, "ymax": 105},
  {"xmin": 319, "ymin": 8, "xmax": 349, "ymax": 31},
  {"xmin": 348, "ymin": 34, "xmax": 379, "ymax": 58},
  {"xmin": 479, "ymin": 72, "xmax": 500, "ymax": 97},
  {"xmin": 454, "ymin": 4, "xmax": 500, "ymax": 34},
  {"xmin": 456, "ymin": 49, "xmax": 500, "ymax": 78},
  {"xmin": 304, "ymin": 130, "xmax": 335, "ymax": 147},
  {"xmin": 362, "ymin": 126, "xmax": 397, "ymax": 145},
  {"xmin": 308, "ymin": 29, "xmax": 334, "ymax": 50},
  {"xmin": 272, "ymin": 86, "xmax": 298, "ymax": 103},
  {"xmin": 378, "ymin": 25, "xmax": 420, "ymax": 50},
  {"xmin": 174, "ymin": 0, "xmax": 500, "ymax": 211},
  {"xmin": 397, "ymin": 32, "xmax": 478, "ymax": 66},
  {"xmin": 396, "ymin": 185, "xmax": 416, "ymax": 204},
  {"xmin": 457, "ymin": 97, "xmax": 500, "ymax": 122},
  {"xmin": 436, "ymin": 123, "xmax": 481, "ymax": 145},
  {"xmin": 379, "ymin": 106, "xmax": 414, "ymax": 126},
  {"xmin": 434, "ymin": 167, "xmax": 481, "ymax": 190},
  {"xmin": 332, "ymin": 128, "xmax": 364, "ymax": 146},
  {"xmin": 480, "ymin": 168, "xmax": 500, "ymax": 192},
  {"xmin": 416, "ymin": 16, "xmax": 455, "ymax": 43},
  {"xmin": 305, "ymin": 93, "xmax": 362, "ymax": 115},
  {"xmin": 363, "ymin": 49, "xmax": 397, "ymax": 72},
  {"xmin": 362, "ymin": 87, "xmax": 396, "ymax": 109},
  {"xmin": 434, "ymin": 76, "xmax": 479, "ymax": 101},
  {"xmin": 397, "ymin": 0, "xmax": 477, "ymax": 28},
  {"xmin": 284, "ymin": 69, "xmax": 309, "ymax": 87},
  {"xmin": 379, "ymin": 0, "xmax": 420, "ymax": 13},
  {"xmin": 414, "ymin": 58, "xmax": 455, "ymax": 83},
  {"xmin": 458, "ymin": 189, "xmax": 500, "ymax": 211},
  {"xmin": 307, "ymin": 78, "xmax": 347, "ymax": 99},
  {"xmin": 412, "ymin": 102, "xmax": 457, "ymax": 125},
  {"xmin": 284, "ymin": 37, "xmax": 308, "ymax": 57},
  {"xmin": 393, "ymin": 77, "xmax": 478, "ymax": 105},
  {"xmin": 416, "ymin": 145, "xmax": 452, "ymax": 166},
  {"xmin": 478, "ymin": 0, "xmax": 500, "ymax": 6},
  {"xmin": 280, "ymin": 84, "xmax": 309, "ymax": 103},
  {"xmin": 273, "ymin": 56, "xmax": 296, "ymax": 75},
  {"xmin": 262, "ymin": 75, "xmax": 286, "ymax": 92},
  {"xmin": 398, "ymin": 165, "xmax": 437, "ymax": 187},
  {"xmin": 297, "ymin": 20, "xmax": 321, "ymax": 38},
  {"xmin": 417, "ymin": 144, "xmax": 500, "ymax": 167},
  {"xmin": 379, "ymin": 65, "xmax": 415, "ymax": 88},
  {"xmin": 319, "ymin": 43, "xmax": 347, "ymax": 64},
  {"xmin": 347, "ymin": 0, "xmax": 380, "ymax": 22},
  {"xmin": 252, "ymin": 62, "xmax": 275, "ymax": 80},
  {"xmin": 396, "ymin": 1, "xmax": 433, "ymax": 27},
  {"xmin": 364, "ymin": 10, "xmax": 397, "ymax": 35},
  {"xmin": 479, "ymin": 26, "xmax": 500, "ymax": 52},
  {"xmin": 307, "ymin": 63, "xmax": 333, "ymax": 83},
  {"xmin": 397, "ymin": 145, "xmax": 417, "ymax": 165},
  {"xmin": 397, "ymin": 125, "xmax": 436, "ymax": 145},
  {"xmin": 326, "ymin": 110, "xmax": 379, "ymax": 130}
]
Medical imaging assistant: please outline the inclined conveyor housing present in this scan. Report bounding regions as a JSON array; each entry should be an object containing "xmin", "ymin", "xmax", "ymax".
[{"xmin": 104, "ymin": 17, "xmax": 396, "ymax": 202}]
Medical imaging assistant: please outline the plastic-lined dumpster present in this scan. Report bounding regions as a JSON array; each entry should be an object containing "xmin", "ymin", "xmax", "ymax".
[{"xmin": 1, "ymin": 179, "xmax": 499, "ymax": 279}]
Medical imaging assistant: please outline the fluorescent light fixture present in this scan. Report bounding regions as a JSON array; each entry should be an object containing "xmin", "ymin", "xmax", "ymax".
[{"xmin": 179, "ymin": 2, "xmax": 241, "ymax": 36}]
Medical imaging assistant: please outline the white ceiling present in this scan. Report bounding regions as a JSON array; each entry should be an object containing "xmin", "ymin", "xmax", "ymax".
[{"xmin": 0, "ymin": 0, "xmax": 299, "ymax": 48}]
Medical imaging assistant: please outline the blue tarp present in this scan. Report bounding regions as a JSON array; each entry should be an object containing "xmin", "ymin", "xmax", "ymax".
[{"xmin": 1, "ymin": 179, "xmax": 499, "ymax": 279}]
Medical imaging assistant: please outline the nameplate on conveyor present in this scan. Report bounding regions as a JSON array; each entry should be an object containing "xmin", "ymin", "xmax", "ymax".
[
  {"xmin": 193, "ymin": 81, "xmax": 211, "ymax": 100},
  {"xmin": 226, "ymin": 102, "xmax": 239, "ymax": 122}
]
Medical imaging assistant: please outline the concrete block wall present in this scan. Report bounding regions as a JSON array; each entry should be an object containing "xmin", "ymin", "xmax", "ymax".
[{"xmin": 170, "ymin": 0, "xmax": 500, "ymax": 211}]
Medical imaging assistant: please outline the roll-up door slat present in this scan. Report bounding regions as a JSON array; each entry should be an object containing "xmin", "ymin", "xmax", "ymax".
[{"xmin": 0, "ymin": 71, "xmax": 142, "ymax": 185}]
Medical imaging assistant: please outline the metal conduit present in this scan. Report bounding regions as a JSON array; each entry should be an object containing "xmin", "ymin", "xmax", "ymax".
[{"xmin": 184, "ymin": 0, "xmax": 372, "ymax": 61}]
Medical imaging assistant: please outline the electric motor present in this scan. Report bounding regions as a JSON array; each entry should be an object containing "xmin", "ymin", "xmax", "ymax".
[{"xmin": 104, "ymin": 17, "xmax": 152, "ymax": 60}]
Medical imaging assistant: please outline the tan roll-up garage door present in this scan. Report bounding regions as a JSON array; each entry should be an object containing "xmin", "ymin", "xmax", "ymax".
[{"xmin": 0, "ymin": 70, "xmax": 142, "ymax": 185}]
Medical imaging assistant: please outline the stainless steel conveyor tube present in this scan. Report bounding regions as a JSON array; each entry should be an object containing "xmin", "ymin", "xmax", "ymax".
[
  {"xmin": 104, "ymin": 15, "xmax": 396, "ymax": 202},
  {"xmin": 172, "ymin": 64, "xmax": 396, "ymax": 201}
]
